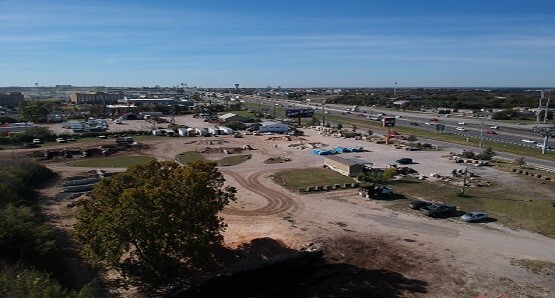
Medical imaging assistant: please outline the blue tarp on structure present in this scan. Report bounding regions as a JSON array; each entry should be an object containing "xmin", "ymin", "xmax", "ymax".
[{"xmin": 333, "ymin": 147, "xmax": 352, "ymax": 153}]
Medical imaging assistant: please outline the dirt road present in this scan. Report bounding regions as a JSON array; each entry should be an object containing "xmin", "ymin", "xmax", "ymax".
[{"xmin": 35, "ymin": 115, "xmax": 555, "ymax": 296}]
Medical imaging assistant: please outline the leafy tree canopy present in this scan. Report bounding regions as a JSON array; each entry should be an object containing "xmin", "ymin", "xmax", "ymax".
[{"xmin": 75, "ymin": 160, "xmax": 236, "ymax": 284}]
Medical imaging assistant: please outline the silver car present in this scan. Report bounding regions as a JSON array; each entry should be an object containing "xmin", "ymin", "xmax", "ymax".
[{"xmin": 461, "ymin": 212, "xmax": 488, "ymax": 222}]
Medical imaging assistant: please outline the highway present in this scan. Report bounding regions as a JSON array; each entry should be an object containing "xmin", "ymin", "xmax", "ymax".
[
  {"xmin": 241, "ymin": 95, "xmax": 553, "ymax": 152},
  {"xmin": 236, "ymin": 94, "xmax": 555, "ymax": 169}
]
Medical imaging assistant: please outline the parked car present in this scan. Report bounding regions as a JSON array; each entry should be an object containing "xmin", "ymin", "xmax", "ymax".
[
  {"xmin": 456, "ymin": 127, "xmax": 466, "ymax": 131},
  {"xmin": 55, "ymin": 137, "xmax": 67, "ymax": 143},
  {"xmin": 32, "ymin": 139, "xmax": 43, "ymax": 144},
  {"xmin": 409, "ymin": 200, "xmax": 433, "ymax": 210},
  {"xmin": 457, "ymin": 122, "xmax": 466, "ymax": 125},
  {"xmin": 395, "ymin": 158, "xmax": 413, "ymax": 164},
  {"xmin": 461, "ymin": 212, "xmax": 488, "ymax": 222},
  {"xmin": 421, "ymin": 203, "xmax": 457, "ymax": 217}
]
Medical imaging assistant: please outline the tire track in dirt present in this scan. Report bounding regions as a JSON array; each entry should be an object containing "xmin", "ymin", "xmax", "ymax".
[{"xmin": 221, "ymin": 170, "xmax": 300, "ymax": 216}]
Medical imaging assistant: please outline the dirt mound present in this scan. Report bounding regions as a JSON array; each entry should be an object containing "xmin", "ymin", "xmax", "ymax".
[
  {"xmin": 173, "ymin": 237, "xmax": 430, "ymax": 297},
  {"xmin": 201, "ymin": 147, "xmax": 245, "ymax": 154}
]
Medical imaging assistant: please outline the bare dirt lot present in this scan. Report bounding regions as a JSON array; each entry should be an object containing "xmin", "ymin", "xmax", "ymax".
[{"xmin": 33, "ymin": 115, "xmax": 555, "ymax": 297}]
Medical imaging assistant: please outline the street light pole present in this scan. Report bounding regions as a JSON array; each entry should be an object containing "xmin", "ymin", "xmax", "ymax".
[
  {"xmin": 322, "ymin": 101, "xmax": 326, "ymax": 126},
  {"xmin": 479, "ymin": 116, "xmax": 485, "ymax": 156}
]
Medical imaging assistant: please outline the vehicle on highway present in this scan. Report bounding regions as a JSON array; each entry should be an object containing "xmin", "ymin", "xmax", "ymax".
[
  {"xmin": 55, "ymin": 137, "xmax": 67, "ymax": 143},
  {"xmin": 456, "ymin": 127, "xmax": 466, "ymax": 131},
  {"xmin": 461, "ymin": 212, "xmax": 488, "ymax": 222},
  {"xmin": 409, "ymin": 122, "xmax": 420, "ymax": 126},
  {"xmin": 484, "ymin": 130, "xmax": 497, "ymax": 134},
  {"xmin": 421, "ymin": 203, "xmax": 457, "ymax": 217},
  {"xmin": 409, "ymin": 200, "xmax": 433, "ymax": 210},
  {"xmin": 424, "ymin": 122, "xmax": 432, "ymax": 125},
  {"xmin": 490, "ymin": 126, "xmax": 500, "ymax": 129},
  {"xmin": 395, "ymin": 158, "xmax": 413, "ymax": 164},
  {"xmin": 32, "ymin": 139, "xmax": 43, "ymax": 144},
  {"xmin": 429, "ymin": 117, "xmax": 438, "ymax": 121},
  {"xmin": 457, "ymin": 122, "xmax": 466, "ymax": 125},
  {"xmin": 522, "ymin": 139, "xmax": 537, "ymax": 144}
]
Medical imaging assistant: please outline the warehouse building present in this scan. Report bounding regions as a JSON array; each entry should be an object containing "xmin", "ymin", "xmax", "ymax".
[
  {"xmin": 324, "ymin": 155, "xmax": 364, "ymax": 177},
  {"xmin": 70, "ymin": 92, "xmax": 124, "ymax": 104}
]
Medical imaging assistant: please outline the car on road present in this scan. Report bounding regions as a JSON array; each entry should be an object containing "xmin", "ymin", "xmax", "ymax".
[
  {"xmin": 424, "ymin": 122, "xmax": 432, "ymax": 125},
  {"xmin": 522, "ymin": 139, "xmax": 537, "ymax": 144},
  {"xmin": 395, "ymin": 158, "xmax": 413, "ymax": 164},
  {"xmin": 536, "ymin": 144, "xmax": 553, "ymax": 150},
  {"xmin": 421, "ymin": 203, "xmax": 457, "ymax": 217},
  {"xmin": 409, "ymin": 122, "xmax": 420, "ymax": 126},
  {"xmin": 484, "ymin": 130, "xmax": 497, "ymax": 134},
  {"xmin": 456, "ymin": 127, "xmax": 467, "ymax": 131},
  {"xmin": 461, "ymin": 212, "xmax": 488, "ymax": 222},
  {"xmin": 32, "ymin": 139, "xmax": 43, "ymax": 144},
  {"xmin": 457, "ymin": 122, "xmax": 466, "ymax": 125},
  {"xmin": 429, "ymin": 117, "xmax": 438, "ymax": 121},
  {"xmin": 490, "ymin": 126, "xmax": 500, "ymax": 129},
  {"xmin": 409, "ymin": 200, "xmax": 433, "ymax": 210},
  {"xmin": 55, "ymin": 137, "xmax": 67, "ymax": 143}
]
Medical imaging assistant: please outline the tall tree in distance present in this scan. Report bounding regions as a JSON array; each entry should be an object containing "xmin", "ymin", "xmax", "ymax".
[{"xmin": 74, "ymin": 160, "xmax": 236, "ymax": 284}]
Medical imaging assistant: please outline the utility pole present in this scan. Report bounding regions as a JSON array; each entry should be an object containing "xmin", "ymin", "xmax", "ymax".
[
  {"xmin": 322, "ymin": 101, "xmax": 326, "ymax": 126},
  {"xmin": 536, "ymin": 90, "xmax": 551, "ymax": 124},
  {"xmin": 532, "ymin": 126, "xmax": 554, "ymax": 154},
  {"xmin": 479, "ymin": 116, "xmax": 485, "ymax": 157}
]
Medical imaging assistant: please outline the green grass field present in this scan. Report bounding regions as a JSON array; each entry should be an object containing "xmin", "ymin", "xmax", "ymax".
[
  {"xmin": 271, "ymin": 167, "xmax": 356, "ymax": 191},
  {"xmin": 69, "ymin": 155, "xmax": 155, "ymax": 168},
  {"xmin": 387, "ymin": 178, "xmax": 555, "ymax": 238},
  {"xmin": 217, "ymin": 154, "xmax": 251, "ymax": 166},
  {"xmin": 175, "ymin": 151, "xmax": 206, "ymax": 164}
]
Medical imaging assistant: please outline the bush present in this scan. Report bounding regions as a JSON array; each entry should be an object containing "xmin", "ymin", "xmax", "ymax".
[
  {"xmin": 0, "ymin": 263, "xmax": 93, "ymax": 298},
  {"xmin": 0, "ymin": 205, "xmax": 60, "ymax": 270}
]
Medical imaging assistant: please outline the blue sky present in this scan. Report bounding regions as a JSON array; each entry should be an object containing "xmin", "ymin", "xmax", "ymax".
[{"xmin": 1, "ymin": 0, "xmax": 554, "ymax": 87}]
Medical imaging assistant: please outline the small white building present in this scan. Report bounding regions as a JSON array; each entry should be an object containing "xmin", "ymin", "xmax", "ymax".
[
  {"xmin": 195, "ymin": 128, "xmax": 210, "ymax": 137},
  {"xmin": 258, "ymin": 121, "xmax": 289, "ymax": 133},
  {"xmin": 152, "ymin": 129, "xmax": 164, "ymax": 136},
  {"xmin": 208, "ymin": 127, "xmax": 224, "ymax": 135},
  {"xmin": 177, "ymin": 128, "xmax": 189, "ymax": 137},
  {"xmin": 219, "ymin": 126, "xmax": 234, "ymax": 135}
]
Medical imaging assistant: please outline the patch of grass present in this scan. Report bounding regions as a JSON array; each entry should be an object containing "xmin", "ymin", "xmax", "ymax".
[
  {"xmin": 388, "ymin": 177, "xmax": 555, "ymax": 238},
  {"xmin": 176, "ymin": 151, "xmax": 206, "ymax": 164},
  {"xmin": 510, "ymin": 259, "xmax": 555, "ymax": 275},
  {"xmin": 264, "ymin": 157, "xmax": 291, "ymax": 164},
  {"xmin": 69, "ymin": 155, "xmax": 155, "ymax": 167},
  {"xmin": 217, "ymin": 154, "xmax": 251, "ymax": 166},
  {"xmin": 272, "ymin": 167, "xmax": 356, "ymax": 191}
]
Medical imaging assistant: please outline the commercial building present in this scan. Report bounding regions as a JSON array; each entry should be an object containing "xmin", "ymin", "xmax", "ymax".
[
  {"xmin": 70, "ymin": 92, "xmax": 124, "ymax": 104},
  {"xmin": 121, "ymin": 98, "xmax": 176, "ymax": 106},
  {"xmin": 324, "ymin": 155, "xmax": 364, "ymax": 177},
  {"xmin": 258, "ymin": 121, "xmax": 289, "ymax": 133},
  {"xmin": 0, "ymin": 92, "xmax": 25, "ymax": 107},
  {"xmin": 219, "ymin": 113, "xmax": 247, "ymax": 123}
]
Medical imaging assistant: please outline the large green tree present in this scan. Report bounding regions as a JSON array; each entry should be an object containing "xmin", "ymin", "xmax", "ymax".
[{"xmin": 74, "ymin": 160, "xmax": 236, "ymax": 283}]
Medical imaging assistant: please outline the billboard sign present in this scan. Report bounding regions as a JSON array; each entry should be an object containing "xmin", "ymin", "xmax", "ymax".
[
  {"xmin": 286, "ymin": 108, "xmax": 315, "ymax": 118},
  {"xmin": 382, "ymin": 117, "xmax": 396, "ymax": 127}
]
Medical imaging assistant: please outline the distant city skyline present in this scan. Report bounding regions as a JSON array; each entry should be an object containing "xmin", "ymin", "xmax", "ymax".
[{"xmin": 1, "ymin": 0, "xmax": 554, "ymax": 88}]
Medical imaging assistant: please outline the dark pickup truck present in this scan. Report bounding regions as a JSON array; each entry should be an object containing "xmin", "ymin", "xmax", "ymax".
[{"xmin": 421, "ymin": 203, "xmax": 457, "ymax": 217}]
